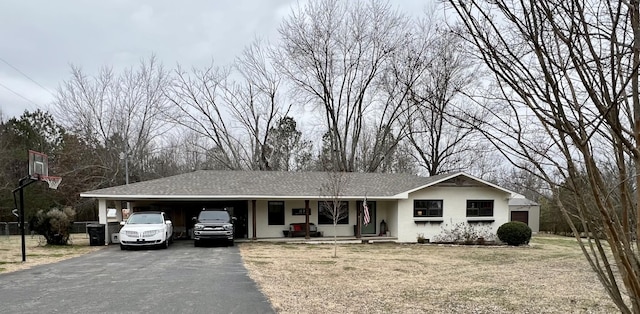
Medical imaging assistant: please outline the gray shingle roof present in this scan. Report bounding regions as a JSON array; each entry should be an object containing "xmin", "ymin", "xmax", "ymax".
[
  {"xmin": 509, "ymin": 197, "xmax": 539, "ymax": 206},
  {"xmin": 80, "ymin": 170, "xmax": 456, "ymax": 199}
]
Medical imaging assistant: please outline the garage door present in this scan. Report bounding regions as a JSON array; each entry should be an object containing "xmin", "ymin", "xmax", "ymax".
[{"xmin": 511, "ymin": 211, "xmax": 529, "ymax": 225}]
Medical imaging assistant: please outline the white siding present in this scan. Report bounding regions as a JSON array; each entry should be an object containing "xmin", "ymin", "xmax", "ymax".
[
  {"xmin": 253, "ymin": 199, "xmax": 359, "ymax": 238},
  {"xmin": 379, "ymin": 200, "xmax": 396, "ymax": 237},
  {"xmin": 396, "ymin": 186, "xmax": 511, "ymax": 243}
]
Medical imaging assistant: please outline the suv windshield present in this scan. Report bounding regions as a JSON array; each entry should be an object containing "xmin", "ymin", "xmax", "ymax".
[
  {"xmin": 199, "ymin": 210, "xmax": 230, "ymax": 221},
  {"xmin": 127, "ymin": 213, "xmax": 164, "ymax": 224}
]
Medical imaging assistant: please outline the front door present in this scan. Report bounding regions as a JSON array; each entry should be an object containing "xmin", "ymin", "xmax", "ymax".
[{"xmin": 358, "ymin": 201, "xmax": 376, "ymax": 235}]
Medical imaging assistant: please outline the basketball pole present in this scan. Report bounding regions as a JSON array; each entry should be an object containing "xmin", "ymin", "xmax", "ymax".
[{"xmin": 12, "ymin": 176, "xmax": 37, "ymax": 262}]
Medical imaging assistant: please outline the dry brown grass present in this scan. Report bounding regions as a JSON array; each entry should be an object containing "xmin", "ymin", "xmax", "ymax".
[
  {"xmin": 239, "ymin": 235, "xmax": 619, "ymax": 313},
  {"xmin": 0, "ymin": 234, "xmax": 104, "ymax": 274},
  {"xmin": 0, "ymin": 233, "xmax": 622, "ymax": 313}
]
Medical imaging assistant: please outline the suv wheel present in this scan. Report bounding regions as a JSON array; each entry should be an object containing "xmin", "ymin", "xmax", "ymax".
[
  {"xmin": 194, "ymin": 240, "xmax": 201, "ymax": 247},
  {"xmin": 228, "ymin": 239, "xmax": 234, "ymax": 246},
  {"xmin": 162, "ymin": 239, "xmax": 169, "ymax": 249},
  {"xmin": 120, "ymin": 244, "xmax": 127, "ymax": 250}
]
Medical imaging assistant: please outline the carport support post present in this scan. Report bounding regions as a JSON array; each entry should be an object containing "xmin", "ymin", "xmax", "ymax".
[
  {"xmin": 305, "ymin": 200, "xmax": 310, "ymax": 240},
  {"xmin": 356, "ymin": 203, "xmax": 361, "ymax": 239},
  {"xmin": 251, "ymin": 200, "xmax": 257, "ymax": 240},
  {"xmin": 98, "ymin": 199, "xmax": 108, "ymax": 245},
  {"xmin": 115, "ymin": 201, "xmax": 123, "ymax": 222}
]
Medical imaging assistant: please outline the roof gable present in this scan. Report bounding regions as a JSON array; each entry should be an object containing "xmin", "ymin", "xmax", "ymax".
[{"xmin": 395, "ymin": 172, "xmax": 515, "ymax": 198}]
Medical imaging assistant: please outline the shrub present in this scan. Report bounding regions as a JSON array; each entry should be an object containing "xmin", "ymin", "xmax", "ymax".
[
  {"xmin": 31, "ymin": 207, "xmax": 76, "ymax": 245},
  {"xmin": 497, "ymin": 221, "xmax": 532, "ymax": 246},
  {"xmin": 432, "ymin": 222, "xmax": 495, "ymax": 244}
]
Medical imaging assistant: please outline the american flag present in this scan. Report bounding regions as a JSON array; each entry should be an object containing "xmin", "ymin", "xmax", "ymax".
[{"xmin": 363, "ymin": 199, "xmax": 370, "ymax": 226}]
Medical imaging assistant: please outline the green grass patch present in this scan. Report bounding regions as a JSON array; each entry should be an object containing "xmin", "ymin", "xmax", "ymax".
[
  {"xmin": 343, "ymin": 266, "xmax": 356, "ymax": 271},
  {"xmin": 0, "ymin": 268, "xmax": 5, "ymax": 272},
  {"xmin": 0, "ymin": 261, "xmax": 19, "ymax": 265}
]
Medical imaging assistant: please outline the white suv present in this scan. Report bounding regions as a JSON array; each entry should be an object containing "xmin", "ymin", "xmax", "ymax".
[{"xmin": 119, "ymin": 211, "xmax": 173, "ymax": 250}]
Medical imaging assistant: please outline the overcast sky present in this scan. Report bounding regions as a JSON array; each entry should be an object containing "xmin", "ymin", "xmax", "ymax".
[{"xmin": 0, "ymin": 0, "xmax": 429, "ymax": 120}]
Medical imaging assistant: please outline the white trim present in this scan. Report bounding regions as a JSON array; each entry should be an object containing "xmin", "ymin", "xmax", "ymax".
[
  {"xmin": 413, "ymin": 218, "xmax": 444, "ymax": 222},
  {"xmin": 466, "ymin": 217, "xmax": 495, "ymax": 221},
  {"xmin": 79, "ymin": 194, "xmax": 403, "ymax": 200}
]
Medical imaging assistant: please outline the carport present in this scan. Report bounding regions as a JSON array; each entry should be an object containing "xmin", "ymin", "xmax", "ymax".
[{"xmin": 86, "ymin": 197, "xmax": 252, "ymax": 245}]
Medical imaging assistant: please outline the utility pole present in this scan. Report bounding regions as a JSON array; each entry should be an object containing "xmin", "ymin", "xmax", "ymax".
[{"xmin": 119, "ymin": 148, "xmax": 129, "ymax": 185}]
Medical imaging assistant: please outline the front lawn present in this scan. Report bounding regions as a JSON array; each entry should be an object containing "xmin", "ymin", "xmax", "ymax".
[
  {"xmin": 0, "ymin": 234, "xmax": 103, "ymax": 273},
  {"xmin": 239, "ymin": 235, "xmax": 618, "ymax": 313}
]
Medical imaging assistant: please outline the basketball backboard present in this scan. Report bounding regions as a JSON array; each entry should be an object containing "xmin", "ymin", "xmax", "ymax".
[
  {"xmin": 28, "ymin": 150, "xmax": 48, "ymax": 180},
  {"xmin": 27, "ymin": 150, "xmax": 62, "ymax": 189}
]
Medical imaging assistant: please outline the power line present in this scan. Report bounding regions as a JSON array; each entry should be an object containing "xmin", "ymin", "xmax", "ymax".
[
  {"xmin": 0, "ymin": 81, "xmax": 40, "ymax": 111},
  {"xmin": 0, "ymin": 56, "xmax": 56, "ymax": 96}
]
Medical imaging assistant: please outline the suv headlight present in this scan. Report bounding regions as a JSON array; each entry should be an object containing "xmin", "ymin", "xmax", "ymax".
[
  {"xmin": 194, "ymin": 224, "xmax": 204, "ymax": 230},
  {"xmin": 223, "ymin": 224, "xmax": 233, "ymax": 231}
]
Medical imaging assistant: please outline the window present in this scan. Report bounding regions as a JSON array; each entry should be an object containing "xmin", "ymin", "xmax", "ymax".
[
  {"xmin": 318, "ymin": 201, "xmax": 349, "ymax": 224},
  {"xmin": 414, "ymin": 200, "xmax": 443, "ymax": 217},
  {"xmin": 466, "ymin": 200, "xmax": 494, "ymax": 217},
  {"xmin": 268, "ymin": 201, "xmax": 285, "ymax": 225}
]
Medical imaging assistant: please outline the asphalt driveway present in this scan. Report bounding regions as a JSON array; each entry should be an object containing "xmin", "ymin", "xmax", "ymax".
[{"xmin": 0, "ymin": 240, "xmax": 274, "ymax": 313}]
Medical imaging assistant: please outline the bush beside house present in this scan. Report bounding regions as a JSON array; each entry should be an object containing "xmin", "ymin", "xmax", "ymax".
[{"xmin": 497, "ymin": 221, "xmax": 532, "ymax": 246}]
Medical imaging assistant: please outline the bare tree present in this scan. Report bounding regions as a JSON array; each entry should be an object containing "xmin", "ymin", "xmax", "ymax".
[
  {"xmin": 448, "ymin": 0, "xmax": 640, "ymax": 311},
  {"xmin": 166, "ymin": 40, "xmax": 287, "ymax": 170},
  {"xmin": 402, "ymin": 24, "xmax": 489, "ymax": 176},
  {"xmin": 319, "ymin": 170, "xmax": 350, "ymax": 257},
  {"xmin": 276, "ymin": 0, "xmax": 412, "ymax": 172},
  {"xmin": 53, "ymin": 56, "xmax": 171, "ymax": 185}
]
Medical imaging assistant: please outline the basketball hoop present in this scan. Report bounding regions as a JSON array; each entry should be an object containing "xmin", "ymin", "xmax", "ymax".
[{"xmin": 41, "ymin": 176, "xmax": 62, "ymax": 190}]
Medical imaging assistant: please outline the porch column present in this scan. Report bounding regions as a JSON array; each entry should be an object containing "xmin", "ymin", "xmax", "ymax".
[
  {"xmin": 252, "ymin": 200, "xmax": 257, "ymax": 240},
  {"xmin": 98, "ymin": 199, "xmax": 108, "ymax": 245},
  {"xmin": 356, "ymin": 201, "xmax": 361, "ymax": 239},
  {"xmin": 305, "ymin": 200, "xmax": 310, "ymax": 240},
  {"xmin": 115, "ymin": 201, "xmax": 123, "ymax": 221}
]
